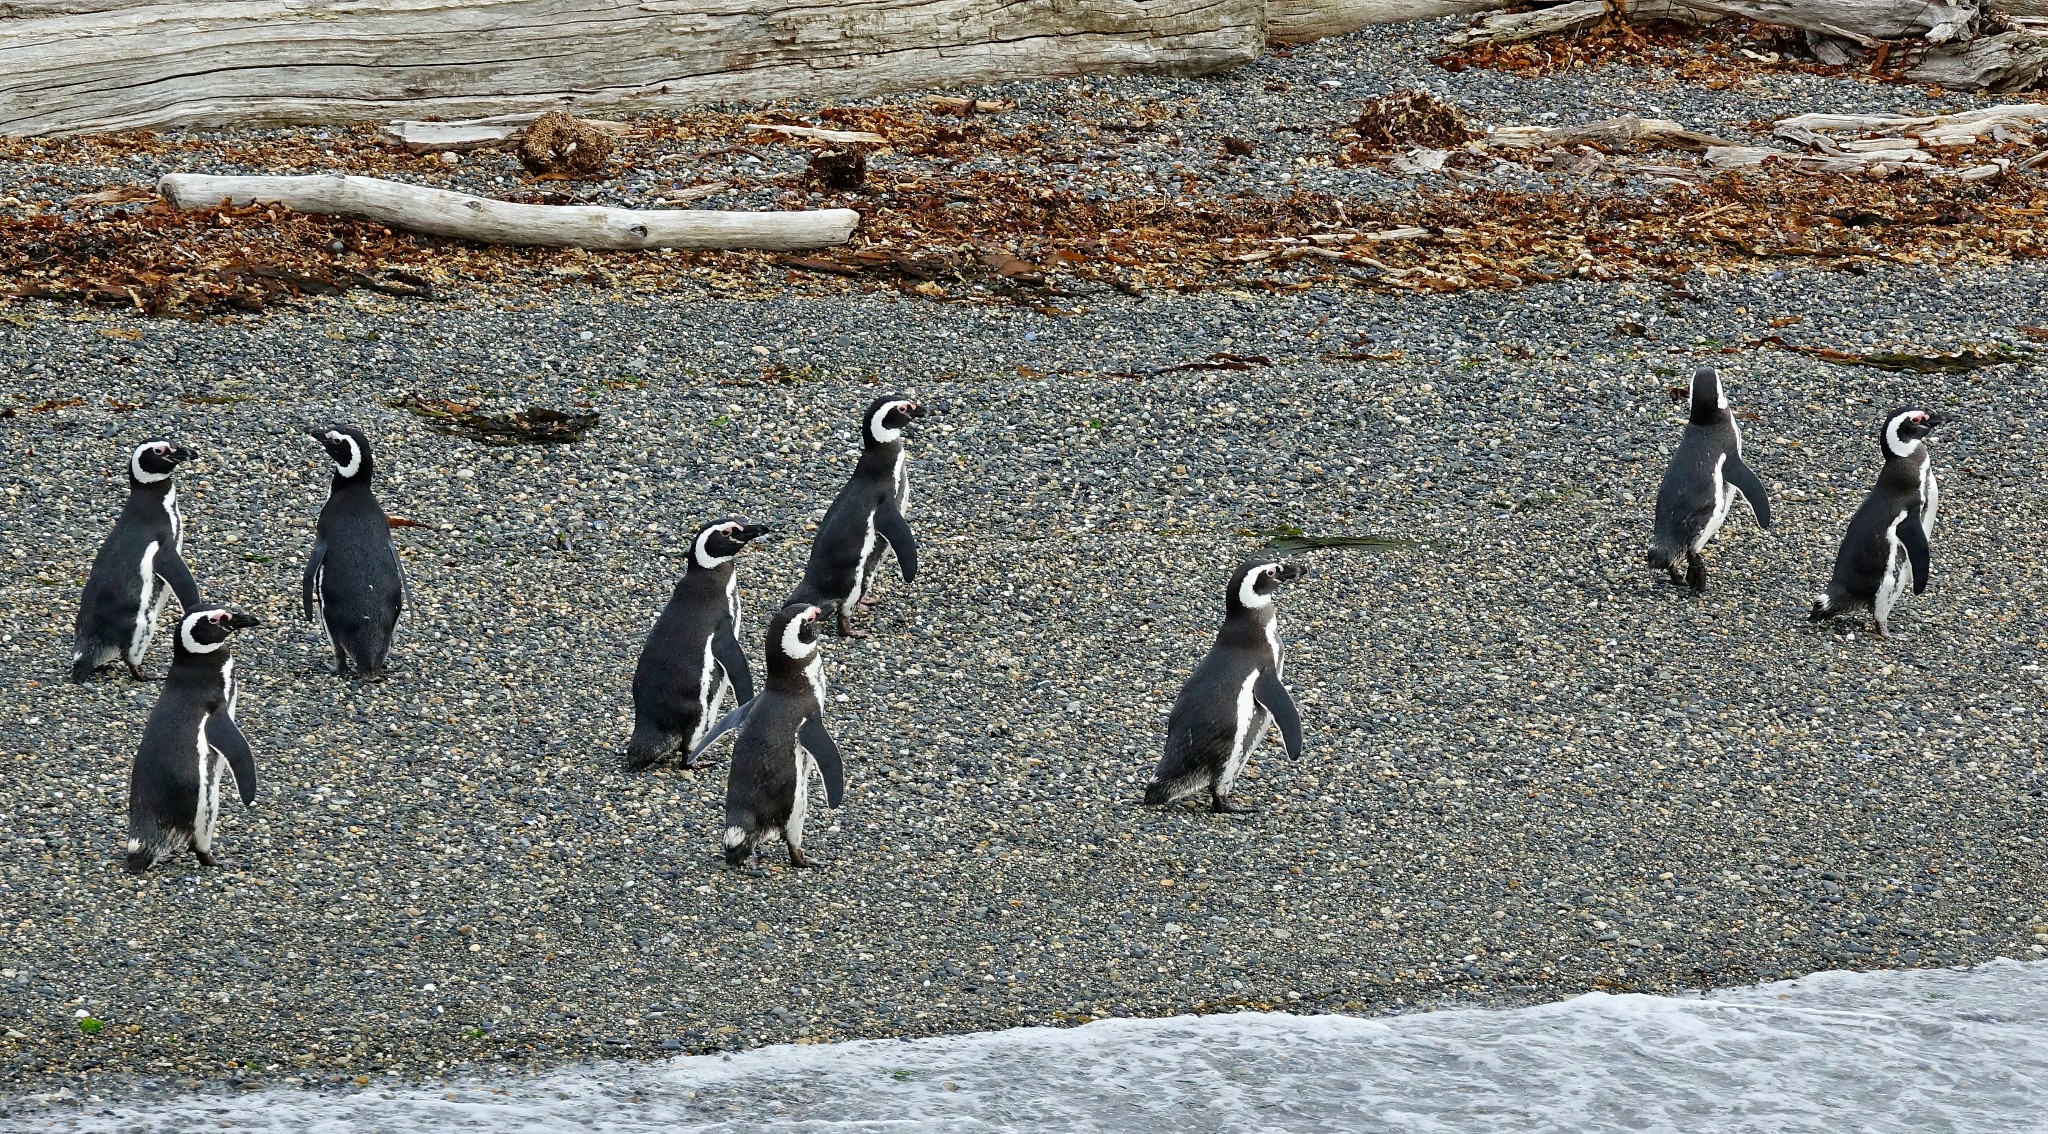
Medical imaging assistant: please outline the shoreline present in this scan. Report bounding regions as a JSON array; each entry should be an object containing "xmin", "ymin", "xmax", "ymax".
[
  {"xmin": 4, "ymin": 19, "xmax": 2047, "ymax": 1108},
  {"xmin": 2, "ymin": 263, "xmax": 2044, "ymax": 1104}
]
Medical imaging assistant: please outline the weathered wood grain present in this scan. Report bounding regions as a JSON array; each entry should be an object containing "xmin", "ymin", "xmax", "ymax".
[
  {"xmin": 0, "ymin": 0, "xmax": 1263, "ymax": 136},
  {"xmin": 1265, "ymin": 0, "xmax": 1503, "ymax": 44},
  {"xmin": 158, "ymin": 172, "xmax": 861, "ymax": 249}
]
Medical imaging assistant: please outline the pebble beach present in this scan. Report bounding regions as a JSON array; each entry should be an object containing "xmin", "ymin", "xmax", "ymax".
[{"xmin": 2, "ymin": 15, "xmax": 2046, "ymax": 1113}]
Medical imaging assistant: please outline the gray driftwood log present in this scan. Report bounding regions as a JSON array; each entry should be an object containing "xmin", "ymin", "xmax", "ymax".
[
  {"xmin": 157, "ymin": 173, "xmax": 860, "ymax": 251},
  {"xmin": 0, "ymin": 0, "xmax": 1262, "ymax": 136},
  {"xmin": 1265, "ymin": 0, "xmax": 1504, "ymax": 42}
]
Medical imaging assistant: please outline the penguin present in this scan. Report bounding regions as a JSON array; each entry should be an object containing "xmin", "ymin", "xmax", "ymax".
[
  {"xmin": 626, "ymin": 518, "xmax": 772, "ymax": 770},
  {"xmin": 302, "ymin": 425, "xmax": 404, "ymax": 678},
  {"xmin": 787, "ymin": 395, "xmax": 926, "ymax": 638},
  {"xmin": 1146, "ymin": 561, "xmax": 1306, "ymax": 814},
  {"xmin": 685, "ymin": 603, "xmax": 845, "ymax": 869},
  {"xmin": 124, "ymin": 607, "xmax": 262, "ymax": 872},
  {"xmin": 1646, "ymin": 364, "xmax": 1773, "ymax": 593},
  {"xmin": 71, "ymin": 440, "xmax": 206, "ymax": 682},
  {"xmin": 1810, "ymin": 407, "xmax": 1948, "ymax": 639}
]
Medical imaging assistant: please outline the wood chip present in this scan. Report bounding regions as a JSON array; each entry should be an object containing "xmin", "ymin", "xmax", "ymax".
[{"xmin": 748, "ymin": 124, "xmax": 886, "ymax": 145}]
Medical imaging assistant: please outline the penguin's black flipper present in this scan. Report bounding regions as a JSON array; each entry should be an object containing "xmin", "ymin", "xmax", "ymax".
[
  {"xmin": 301, "ymin": 534, "xmax": 327, "ymax": 623},
  {"xmin": 1899, "ymin": 515, "xmax": 1932, "ymax": 594},
  {"xmin": 157, "ymin": 553, "xmax": 204, "ymax": 612},
  {"xmin": 207, "ymin": 714, "xmax": 258, "ymax": 805},
  {"xmin": 874, "ymin": 501, "xmax": 918, "ymax": 583},
  {"xmin": 1725, "ymin": 457, "xmax": 1773, "ymax": 530},
  {"xmin": 685, "ymin": 700, "xmax": 752, "ymax": 765},
  {"xmin": 799, "ymin": 715, "xmax": 845, "ymax": 807},
  {"xmin": 711, "ymin": 627, "xmax": 755, "ymax": 705},
  {"xmin": 1254, "ymin": 669, "xmax": 1303, "ymax": 760}
]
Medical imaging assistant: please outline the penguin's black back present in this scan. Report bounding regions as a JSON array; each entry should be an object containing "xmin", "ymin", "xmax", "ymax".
[
  {"xmin": 723, "ymin": 668, "xmax": 820, "ymax": 830},
  {"xmin": 631, "ymin": 563, "xmax": 737, "ymax": 739},
  {"xmin": 74, "ymin": 483, "xmax": 182, "ymax": 669},
  {"xmin": 316, "ymin": 480, "xmax": 403, "ymax": 659},
  {"xmin": 1649, "ymin": 373, "xmax": 1742, "ymax": 564},
  {"xmin": 1823, "ymin": 451, "xmax": 1929, "ymax": 603},
  {"xmin": 127, "ymin": 652, "xmax": 229, "ymax": 838},
  {"xmin": 1160, "ymin": 611, "xmax": 1276, "ymax": 778},
  {"xmin": 789, "ymin": 445, "xmax": 902, "ymax": 607}
]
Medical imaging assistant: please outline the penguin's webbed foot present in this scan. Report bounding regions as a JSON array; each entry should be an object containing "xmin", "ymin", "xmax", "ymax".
[
  {"xmin": 1211, "ymin": 794, "xmax": 1258, "ymax": 815},
  {"xmin": 194, "ymin": 849, "xmax": 220, "ymax": 868},
  {"xmin": 787, "ymin": 847, "xmax": 824, "ymax": 870},
  {"xmin": 125, "ymin": 661, "xmax": 157, "ymax": 682},
  {"xmin": 837, "ymin": 612, "xmax": 869, "ymax": 639},
  {"xmin": 1684, "ymin": 552, "xmax": 1707, "ymax": 595},
  {"xmin": 857, "ymin": 593, "xmax": 880, "ymax": 609}
]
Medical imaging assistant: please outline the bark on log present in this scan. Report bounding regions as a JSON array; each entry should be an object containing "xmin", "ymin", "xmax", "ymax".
[
  {"xmin": 1266, "ymin": 0, "xmax": 1504, "ymax": 43},
  {"xmin": 0, "ymin": 0, "xmax": 1262, "ymax": 137},
  {"xmin": 156, "ymin": 173, "xmax": 860, "ymax": 250},
  {"xmin": 1445, "ymin": 0, "xmax": 1707, "ymax": 48},
  {"xmin": 1909, "ymin": 30, "xmax": 2048, "ymax": 91}
]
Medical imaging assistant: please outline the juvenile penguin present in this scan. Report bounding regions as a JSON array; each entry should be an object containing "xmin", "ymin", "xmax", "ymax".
[
  {"xmin": 1146, "ymin": 561, "xmax": 1306, "ymax": 814},
  {"xmin": 1810, "ymin": 407, "xmax": 1948, "ymax": 639},
  {"xmin": 125, "ymin": 608, "xmax": 262, "ymax": 872},
  {"xmin": 302, "ymin": 426, "xmax": 404, "ymax": 678},
  {"xmin": 686, "ymin": 603, "xmax": 845, "ymax": 868},
  {"xmin": 71, "ymin": 440, "xmax": 206, "ymax": 682},
  {"xmin": 1647, "ymin": 364, "xmax": 1773, "ymax": 593},
  {"xmin": 626, "ymin": 518, "xmax": 771, "ymax": 770},
  {"xmin": 787, "ymin": 395, "xmax": 926, "ymax": 638}
]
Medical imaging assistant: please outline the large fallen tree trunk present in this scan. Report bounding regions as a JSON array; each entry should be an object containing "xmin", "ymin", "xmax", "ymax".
[
  {"xmin": 0, "ymin": 0, "xmax": 1261, "ymax": 136},
  {"xmin": 1265, "ymin": 0, "xmax": 1502, "ymax": 43},
  {"xmin": 157, "ymin": 173, "xmax": 860, "ymax": 251}
]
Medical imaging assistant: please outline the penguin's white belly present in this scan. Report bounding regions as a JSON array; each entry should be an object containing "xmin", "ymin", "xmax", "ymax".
[
  {"xmin": 1694, "ymin": 457, "xmax": 1735, "ymax": 551},
  {"xmin": 1875, "ymin": 522, "xmax": 1912, "ymax": 624},
  {"xmin": 693, "ymin": 637, "xmax": 721, "ymax": 746},
  {"xmin": 1923, "ymin": 469, "xmax": 1940, "ymax": 538},
  {"xmin": 787, "ymin": 735, "xmax": 813, "ymax": 845},
  {"xmin": 132, "ymin": 541, "xmax": 162, "ymax": 662},
  {"xmin": 1218, "ymin": 672, "xmax": 1267, "ymax": 792},
  {"xmin": 848, "ymin": 515, "xmax": 878, "ymax": 603},
  {"xmin": 193, "ymin": 718, "xmax": 224, "ymax": 851}
]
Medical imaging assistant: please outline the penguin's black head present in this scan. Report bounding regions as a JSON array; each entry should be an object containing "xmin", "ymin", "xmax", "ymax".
[
  {"xmin": 129, "ymin": 439, "xmax": 194, "ymax": 485},
  {"xmin": 691, "ymin": 518, "xmax": 771, "ymax": 570},
  {"xmin": 769, "ymin": 603, "xmax": 823, "ymax": 662},
  {"xmin": 306, "ymin": 425, "xmax": 374, "ymax": 481},
  {"xmin": 861, "ymin": 395, "xmax": 926, "ymax": 447},
  {"xmin": 1880, "ymin": 408, "xmax": 1948, "ymax": 459},
  {"xmin": 176, "ymin": 607, "xmax": 262, "ymax": 655},
  {"xmin": 1227, "ymin": 560, "xmax": 1306, "ymax": 614},
  {"xmin": 1686, "ymin": 363, "xmax": 1729, "ymax": 424}
]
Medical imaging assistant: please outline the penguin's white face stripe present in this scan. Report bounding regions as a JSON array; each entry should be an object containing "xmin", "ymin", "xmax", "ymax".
[
  {"xmin": 1237, "ymin": 565, "xmax": 1278, "ymax": 610},
  {"xmin": 693, "ymin": 522, "xmax": 744, "ymax": 569},
  {"xmin": 1883, "ymin": 412, "xmax": 1930, "ymax": 459},
  {"xmin": 327, "ymin": 431, "xmax": 363, "ymax": 478},
  {"xmin": 179, "ymin": 610, "xmax": 230, "ymax": 654},
  {"xmin": 868, "ymin": 400, "xmax": 913, "ymax": 445},
  {"xmin": 779, "ymin": 609, "xmax": 819, "ymax": 661},
  {"xmin": 131, "ymin": 443, "xmax": 172, "ymax": 484}
]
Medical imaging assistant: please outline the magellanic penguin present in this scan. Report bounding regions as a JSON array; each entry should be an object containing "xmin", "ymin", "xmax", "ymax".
[
  {"xmin": 787, "ymin": 395, "xmax": 926, "ymax": 638},
  {"xmin": 125, "ymin": 608, "xmax": 262, "ymax": 872},
  {"xmin": 71, "ymin": 440, "xmax": 206, "ymax": 682},
  {"xmin": 1647, "ymin": 364, "xmax": 1773, "ymax": 593},
  {"xmin": 687, "ymin": 603, "xmax": 845, "ymax": 869},
  {"xmin": 1146, "ymin": 561, "xmax": 1306, "ymax": 814},
  {"xmin": 303, "ymin": 426, "xmax": 405, "ymax": 678},
  {"xmin": 1810, "ymin": 407, "xmax": 1949, "ymax": 639},
  {"xmin": 626, "ymin": 518, "xmax": 772, "ymax": 770}
]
